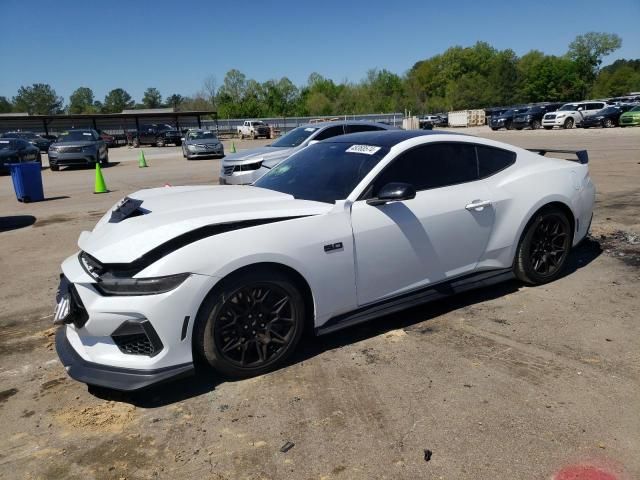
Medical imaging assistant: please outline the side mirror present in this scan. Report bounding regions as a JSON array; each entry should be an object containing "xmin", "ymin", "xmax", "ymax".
[
  {"xmin": 577, "ymin": 107, "xmax": 583, "ymax": 111},
  {"xmin": 180, "ymin": 137, "xmax": 185, "ymax": 142},
  {"xmin": 367, "ymin": 182, "xmax": 416, "ymax": 206},
  {"xmin": 307, "ymin": 140, "xmax": 320, "ymax": 146}
]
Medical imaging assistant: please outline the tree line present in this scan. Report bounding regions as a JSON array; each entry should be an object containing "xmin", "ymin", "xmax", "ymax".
[{"xmin": 1, "ymin": 32, "xmax": 638, "ymax": 119}]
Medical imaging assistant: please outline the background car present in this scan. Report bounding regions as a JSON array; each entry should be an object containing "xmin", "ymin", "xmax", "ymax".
[
  {"xmin": 181, "ymin": 129, "xmax": 224, "ymax": 159},
  {"xmin": 619, "ymin": 105, "xmax": 640, "ymax": 127},
  {"xmin": 489, "ymin": 107, "xmax": 529, "ymax": 130},
  {"xmin": 220, "ymin": 120, "xmax": 393, "ymax": 185},
  {"xmin": 512, "ymin": 104, "xmax": 562, "ymax": 130},
  {"xmin": 132, "ymin": 124, "xmax": 182, "ymax": 147},
  {"xmin": 48, "ymin": 129, "xmax": 108, "ymax": 171},
  {"xmin": 419, "ymin": 115, "xmax": 445, "ymax": 129},
  {"xmin": 542, "ymin": 101, "xmax": 606, "ymax": 129},
  {"xmin": 1, "ymin": 131, "xmax": 52, "ymax": 152},
  {"xmin": 0, "ymin": 138, "xmax": 41, "ymax": 173},
  {"xmin": 581, "ymin": 104, "xmax": 635, "ymax": 128}
]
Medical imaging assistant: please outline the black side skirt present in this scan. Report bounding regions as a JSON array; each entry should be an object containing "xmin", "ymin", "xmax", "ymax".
[
  {"xmin": 316, "ymin": 268, "xmax": 514, "ymax": 336},
  {"xmin": 55, "ymin": 328, "xmax": 194, "ymax": 391}
]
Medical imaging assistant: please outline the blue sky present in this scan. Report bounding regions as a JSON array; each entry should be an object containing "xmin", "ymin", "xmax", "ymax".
[{"xmin": 1, "ymin": 0, "xmax": 639, "ymax": 103}]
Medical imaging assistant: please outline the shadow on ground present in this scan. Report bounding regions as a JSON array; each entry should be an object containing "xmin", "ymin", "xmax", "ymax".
[
  {"xmin": 89, "ymin": 238, "xmax": 602, "ymax": 407},
  {"xmin": 0, "ymin": 215, "xmax": 36, "ymax": 232}
]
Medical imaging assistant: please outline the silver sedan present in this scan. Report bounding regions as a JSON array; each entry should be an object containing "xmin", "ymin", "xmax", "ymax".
[{"xmin": 181, "ymin": 129, "xmax": 224, "ymax": 160}]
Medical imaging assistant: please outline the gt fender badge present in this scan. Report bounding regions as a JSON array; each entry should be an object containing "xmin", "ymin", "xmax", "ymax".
[{"xmin": 324, "ymin": 242, "xmax": 343, "ymax": 253}]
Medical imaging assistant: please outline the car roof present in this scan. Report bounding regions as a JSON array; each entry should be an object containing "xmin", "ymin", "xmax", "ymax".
[
  {"xmin": 321, "ymin": 129, "xmax": 466, "ymax": 147},
  {"xmin": 299, "ymin": 120, "xmax": 392, "ymax": 129}
]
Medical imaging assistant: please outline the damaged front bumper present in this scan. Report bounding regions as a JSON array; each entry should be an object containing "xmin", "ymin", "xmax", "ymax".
[{"xmin": 55, "ymin": 327, "xmax": 194, "ymax": 391}]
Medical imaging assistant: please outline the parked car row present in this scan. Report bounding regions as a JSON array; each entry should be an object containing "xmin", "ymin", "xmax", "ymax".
[{"xmin": 488, "ymin": 99, "xmax": 639, "ymax": 131}]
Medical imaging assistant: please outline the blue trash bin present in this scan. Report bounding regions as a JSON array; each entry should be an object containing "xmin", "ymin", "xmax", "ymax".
[{"xmin": 8, "ymin": 162, "xmax": 44, "ymax": 203}]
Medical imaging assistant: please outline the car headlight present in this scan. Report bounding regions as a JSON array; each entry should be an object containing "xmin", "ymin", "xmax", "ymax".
[
  {"xmin": 187, "ymin": 145, "xmax": 196, "ymax": 151},
  {"xmin": 95, "ymin": 273, "xmax": 189, "ymax": 296},
  {"xmin": 556, "ymin": 113, "xmax": 566, "ymax": 118}
]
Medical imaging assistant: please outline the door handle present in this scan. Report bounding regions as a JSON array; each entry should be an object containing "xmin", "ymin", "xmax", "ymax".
[{"xmin": 465, "ymin": 200, "xmax": 492, "ymax": 211}]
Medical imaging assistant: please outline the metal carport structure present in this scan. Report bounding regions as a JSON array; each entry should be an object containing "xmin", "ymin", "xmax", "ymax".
[{"xmin": 0, "ymin": 109, "xmax": 218, "ymax": 136}]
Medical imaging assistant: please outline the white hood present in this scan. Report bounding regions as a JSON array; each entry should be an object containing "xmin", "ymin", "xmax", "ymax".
[
  {"xmin": 79, "ymin": 185, "xmax": 331, "ymax": 263},
  {"xmin": 223, "ymin": 145, "xmax": 295, "ymax": 167}
]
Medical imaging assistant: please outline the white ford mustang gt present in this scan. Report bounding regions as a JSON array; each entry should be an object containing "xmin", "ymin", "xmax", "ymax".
[{"xmin": 54, "ymin": 130, "xmax": 595, "ymax": 391}]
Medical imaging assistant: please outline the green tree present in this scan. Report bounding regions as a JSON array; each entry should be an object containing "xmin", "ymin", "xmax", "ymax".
[
  {"xmin": 68, "ymin": 87, "xmax": 96, "ymax": 114},
  {"xmin": 0, "ymin": 96, "xmax": 12, "ymax": 113},
  {"xmin": 166, "ymin": 93, "xmax": 184, "ymax": 110},
  {"xmin": 567, "ymin": 32, "xmax": 622, "ymax": 96},
  {"xmin": 12, "ymin": 83, "xmax": 64, "ymax": 114},
  {"xmin": 142, "ymin": 88, "xmax": 163, "ymax": 108},
  {"xmin": 591, "ymin": 59, "xmax": 640, "ymax": 97},
  {"xmin": 217, "ymin": 69, "xmax": 248, "ymax": 118},
  {"xmin": 103, "ymin": 88, "xmax": 134, "ymax": 113}
]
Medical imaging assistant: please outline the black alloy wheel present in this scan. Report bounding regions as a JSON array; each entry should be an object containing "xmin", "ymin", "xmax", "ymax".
[
  {"xmin": 196, "ymin": 269, "xmax": 305, "ymax": 378},
  {"xmin": 514, "ymin": 207, "xmax": 571, "ymax": 285}
]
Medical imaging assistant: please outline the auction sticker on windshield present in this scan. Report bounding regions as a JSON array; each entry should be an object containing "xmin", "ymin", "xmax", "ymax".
[{"xmin": 345, "ymin": 145, "xmax": 381, "ymax": 155}]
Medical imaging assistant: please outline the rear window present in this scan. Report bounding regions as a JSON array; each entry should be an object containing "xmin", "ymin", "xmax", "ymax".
[{"xmin": 477, "ymin": 146, "xmax": 516, "ymax": 178}]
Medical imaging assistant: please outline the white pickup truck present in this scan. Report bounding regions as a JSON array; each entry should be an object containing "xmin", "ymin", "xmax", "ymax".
[{"xmin": 237, "ymin": 121, "xmax": 271, "ymax": 139}]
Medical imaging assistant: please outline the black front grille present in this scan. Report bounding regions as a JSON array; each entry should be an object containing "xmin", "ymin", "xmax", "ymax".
[
  {"xmin": 111, "ymin": 320, "xmax": 163, "ymax": 357},
  {"xmin": 114, "ymin": 333, "xmax": 155, "ymax": 355},
  {"xmin": 58, "ymin": 146, "xmax": 83, "ymax": 153}
]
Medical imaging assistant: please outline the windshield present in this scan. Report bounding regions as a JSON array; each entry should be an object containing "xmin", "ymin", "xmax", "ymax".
[
  {"xmin": 254, "ymin": 142, "xmax": 389, "ymax": 204},
  {"xmin": 631, "ymin": 106, "xmax": 640, "ymax": 112},
  {"xmin": 57, "ymin": 131, "xmax": 97, "ymax": 142},
  {"xmin": 559, "ymin": 104, "xmax": 579, "ymax": 111},
  {"xmin": 188, "ymin": 131, "xmax": 217, "ymax": 140},
  {"xmin": 0, "ymin": 140, "xmax": 13, "ymax": 150},
  {"xmin": 251, "ymin": 122, "xmax": 264, "ymax": 126},
  {"xmin": 270, "ymin": 126, "xmax": 319, "ymax": 148}
]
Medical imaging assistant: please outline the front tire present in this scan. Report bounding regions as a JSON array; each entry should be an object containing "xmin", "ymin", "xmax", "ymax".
[
  {"xmin": 531, "ymin": 120, "xmax": 541, "ymax": 130},
  {"xmin": 195, "ymin": 269, "xmax": 306, "ymax": 378},
  {"xmin": 563, "ymin": 118, "xmax": 574, "ymax": 129},
  {"xmin": 603, "ymin": 118, "xmax": 613, "ymax": 128},
  {"xmin": 514, "ymin": 207, "xmax": 572, "ymax": 285}
]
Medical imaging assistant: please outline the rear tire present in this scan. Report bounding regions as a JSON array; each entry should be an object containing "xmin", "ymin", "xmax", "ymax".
[
  {"xmin": 514, "ymin": 207, "xmax": 572, "ymax": 285},
  {"xmin": 194, "ymin": 268, "xmax": 306, "ymax": 379},
  {"xmin": 50, "ymin": 164, "xmax": 59, "ymax": 171},
  {"xmin": 132, "ymin": 138, "xmax": 140, "ymax": 148}
]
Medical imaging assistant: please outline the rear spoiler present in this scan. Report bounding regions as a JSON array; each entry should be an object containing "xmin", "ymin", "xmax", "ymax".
[{"xmin": 527, "ymin": 148, "xmax": 588, "ymax": 164}]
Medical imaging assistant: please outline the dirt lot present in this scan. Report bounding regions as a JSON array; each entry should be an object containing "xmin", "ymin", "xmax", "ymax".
[{"xmin": 0, "ymin": 128, "xmax": 638, "ymax": 480}]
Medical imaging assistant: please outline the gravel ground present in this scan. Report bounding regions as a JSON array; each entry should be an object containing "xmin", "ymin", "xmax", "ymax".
[{"xmin": 0, "ymin": 127, "xmax": 638, "ymax": 480}]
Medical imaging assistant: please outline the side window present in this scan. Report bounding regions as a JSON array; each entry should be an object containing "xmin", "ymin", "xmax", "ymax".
[
  {"xmin": 346, "ymin": 124, "xmax": 384, "ymax": 133},
  {"xmin": 477, "ymin": 146, "xmax": 516, "ymax": 178},
  {"xmin": 314, "ymin": 125, "xmax": 345, "ymax": 141},
  {"xmin": 371, "ymin": 143, "xmax": 478, "ymax": 195}
]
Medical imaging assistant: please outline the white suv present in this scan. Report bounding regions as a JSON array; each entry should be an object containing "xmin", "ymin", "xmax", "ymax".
[{"xmin": 542, "ymin": 101, "xmax": 606, "ymax": 129}]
